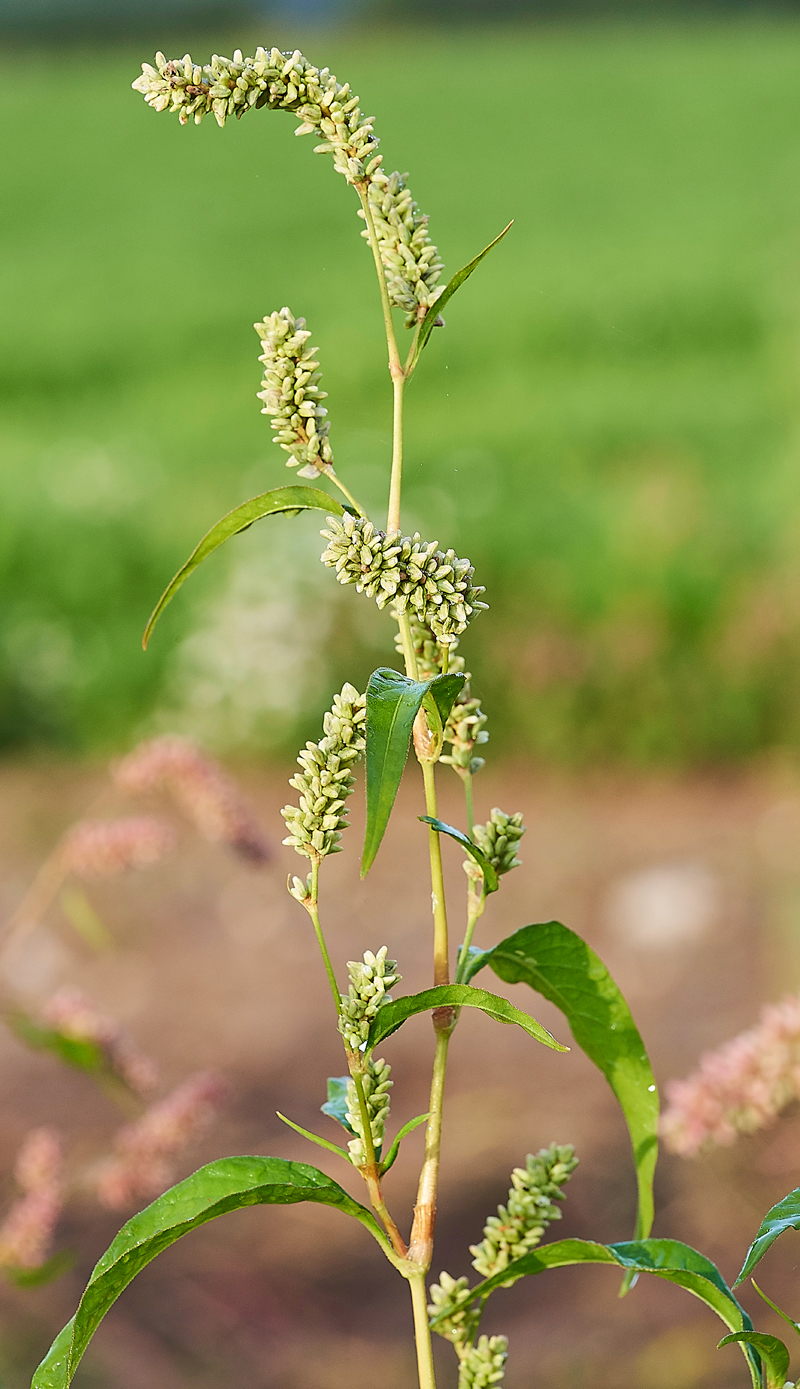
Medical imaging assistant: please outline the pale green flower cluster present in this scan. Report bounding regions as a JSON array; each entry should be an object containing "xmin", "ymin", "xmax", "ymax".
[
  {"xmin": 345, "ymin": 1057, "xmax": 392, "ymax": 1166},
  {"xmin": 469, "ymin": 1144, "xmax": 578, "ymax": 1282},
  {"xmin": 458, "ymin": 1336, "xmax": 508, "ymax": 1389},
  {"xmin": 360, "ymin": 169, "xmax": 445, "ymax": 327},
  {"xmin": 427, "ymin": 1271, "xmax": 472, "ymax": 1345},
  {"xmin": 467, "ymin": 809, "xmax": 525, "ymax": 882},
  {"xmin": 255, "ymin": 308, "xmax": 333, "ymax": 478},
  {"xmin": 395, "ymin": 617, "xmax": 489, "ymax": 776},
  {"xmin": 320, "ymin": 513, "xmax": 487, "ymax": 644},
  {"xmin": 339, "ymin": 947, "xmax": 400, "ymax": 1051},
  {"xmin": 132, "ymin": 48, "xmax": 379, "ymax": 183},
  {"xmin": 281, "ymin": 684, "xmax": 365, "ymax": 861}
]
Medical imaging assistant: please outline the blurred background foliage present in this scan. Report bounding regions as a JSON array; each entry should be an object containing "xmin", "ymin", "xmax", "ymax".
[{"xmin": 2, "ymin": 8, "xmax": 800, "ymax": 762}]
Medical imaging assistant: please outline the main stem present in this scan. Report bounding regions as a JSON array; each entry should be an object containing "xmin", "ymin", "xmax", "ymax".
[
  {"xmin": 409, "ymin": 1271, "xmax": 438, "ymax": 1389},
  {"xmin": 409, "ymin": 1028, "xmax": 450, "ymax": 1270},
  {"xmin": 422, "ymin": 762, "xmax": 450, "ymax": 988},
  {"xmin": 356, "ymin": 182, "xmax": 406, "ymax": 534}
]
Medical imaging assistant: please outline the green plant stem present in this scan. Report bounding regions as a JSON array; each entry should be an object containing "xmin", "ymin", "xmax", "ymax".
[
  {"xmin": 409, "ymin": 1270, "xmax": 438, "ymax": 1389},
  {"xmin": 387, "ymin": 373, "xmax": 406, "ymax": 534},
  {"xmin": 327, "ymin": 470, "xmax": 367, "ymax": 517},
  {"xmin": 307, "ymin": 858, "xmax": 341, "ymax": 1017},
  {"xmin": 408, "ymin": 1028, "xmax": 451, "ymax": 1271},
  {"xmin": 398, "ymin": 610, "xmax": 420, "ymax": 679},
  {"xmin": 455, "ymin": 902, "xmax": 482, "ymax": 984},
  {"xmin": 422, "ymin": 761, "xmax": 450, "ymax": 987},
  {"xmin": 463, "ymin": 771, "xmax": 475, "ymax": 838},
  {"xmin": 357, "ymin": 183, "xmax": 403, "ymax": 381},
  {"xmin": 351, "ymin": 1066, "xmax": 408, "ymax": 1257}
]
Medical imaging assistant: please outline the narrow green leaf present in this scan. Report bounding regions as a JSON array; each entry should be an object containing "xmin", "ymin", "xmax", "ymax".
[
  {"xmin": 275, "ymin": 1112, "xmax": 350, "ymax": 1161},
  {"xmin": 320, "ymin": 1076, "xmax": 356, "ymax": 1135},
  {"xmin": 361, "ymin": 668, "xmax": 464, "ymax": 877},
  {"xmin": 6, "ymin": 1009, "xmax": 108, "ymax": 1077},
  {"xmin": 736, "ymin": 1188, "xmax": 800, "ymax": 1286},
  {"xmin": 142, "ymin": 486, "xmax": 344, "ymax": 648},
  {"xmin": 438, "ymin": 1237, "xmax": 759, "ymax": 1387},
  {"xmin": 32, "ymin": 1156, "xmax": 387, "ymax": 1389},
  {"xmin": 407, "ymin": 221, "xmax": 514, "ymax": 373},
  {"xmin": 752, "ymin": 1279, "xmax": 800, "ymax": 1340},
  {"xmin": 366, "ymin": 984, "xmax": 568, "ymax": 1052},
  {"xmin": 379, "ymin": 1113, "xmax": 430, "ymax": 1175},
  {"xmin": 419, "ymin": 817, "xmax": 499, "ymax": 894},
  {"xmin": 470, "ymin": 922, "xmax": 659, "ymax": 1247},
  {"xmin": 718, "ymin": 1332, "xmax": 789, "ymax": 1388}
]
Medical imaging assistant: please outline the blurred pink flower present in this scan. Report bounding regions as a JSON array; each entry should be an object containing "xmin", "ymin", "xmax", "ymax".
[
  {"xmin": 43, "ymin": 987, "xmax": 158, "ymax": 1095},
  {"xmin": 59, "ymin": 816, "xmax": 176, "ymax": 879},
  {"xmin": 114, "ymin": 737, "xmax": 270, "ymax": 863},
  {"xmin": 0, "ymin": 1128, "xmax": 62, "ymax": 1270},
  {"xmin": 96, "ymin": 1070, "xmax": 226, "ymax": 1209},
  {"xmin": 661, "ymin": 995, "xmax": 800, "ymax": 1156}
]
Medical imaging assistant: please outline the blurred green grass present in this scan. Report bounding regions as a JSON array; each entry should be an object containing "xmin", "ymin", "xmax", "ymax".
[{"xmin": 2, "ymin": 23, "xmax": 800, "ymax": 760}]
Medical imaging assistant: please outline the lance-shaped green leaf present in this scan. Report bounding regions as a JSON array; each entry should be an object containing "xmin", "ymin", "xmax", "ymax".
[
  {"xmin": 419, "ymin": 817, "xmax": 499, "ymax": 893},
  {"xmin": 718, "ymin": 1332, "xmax": 790, "ymax": 1388},
  {"xmin": 32, "ymin": 1156, "xmax": 387, "ymax": 1389},
  {"xmin": 366, "ymin": 984, "xmax": 568, "ymax": 1052},
  {"xmin": 752, "ymin": 1279, "xmax": 800, "ymax": 1340},
  {"xmin": 143, "ymin": 486, "xmax": 344, "ymax": 648},
  {"xmin": 362, "ymin": 668, "xmax": 465, "ymax": 876},
  {"xmin": 407, "ymin": 221, "xmax": 514, "ymax": 374},
  {"xmin": 432, "ymin": 1237, "xmax": 759, "ymax": 1387},
  {"xmin": 468, "ymin": 922, "xmax": 658, "ymax": 1249},
  {"xmin": 379, "ymin": 1113, "xmax": 430, "ymax": 1176},
  {"xmin": 736, "ymin": 1188, "xmax": 800, "ymax": 1286}
]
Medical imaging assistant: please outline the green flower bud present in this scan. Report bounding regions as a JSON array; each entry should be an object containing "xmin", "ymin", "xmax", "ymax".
[
  {"xmin": 358, "ymin": 168, "xmax": 445, "ymax": 328},
  {"xmin": 466, "ymin": 809, "xmax": 524, "ymax": 883},
  {"xmin": 254, "ymin": 307, "xmax": 333, "ymax": 478},
  {"xmin": 470, "ymin": 1144, "xmax": 578, "ymax": 1284},
  {"xmin": 458, "ymin": 1336, "xmax": 508, "ymax": 1389},
  {"xmin": 394, "ymin": 615, "xmax": 488, "ymax": 776},
  {"xmin": 344, "ymin": 1056, "xmax": 393, "ymax": 1166},
  {"xmin": 281, "ymin": 684, "xmax": 366, "ymax": 862},
  {"xmin": 427, "ymin": 1271, "xmax": 472, "ymax": 1345},
  {"xmin": 338, "ymin": 947, "xmax": 400, "ymax": 1051},
  {"xmin": 320, "ymin": 514, "xmax": 487, "ymax": 643}
]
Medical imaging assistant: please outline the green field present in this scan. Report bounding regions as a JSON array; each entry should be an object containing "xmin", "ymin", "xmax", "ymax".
[{"xmin": 2, "ymin": 23, "xmax": 800, "ymax": 760}]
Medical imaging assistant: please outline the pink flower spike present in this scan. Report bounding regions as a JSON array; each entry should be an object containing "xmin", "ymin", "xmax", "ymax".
[
  {"xmin": 60, "ymin": 816, "xmax": 177, "ymax": 879},
  {"xmin": 661, "ymin": 993, "xmax": 800, "ymax": 1156},
  {"xmin": 95, "ymin": 1070, "xmax": 226, "ymax": 1209},
  {"xmin": 113, "ymin": 736, "xmax": 270, "ymax": 862},
  {"xmin": 0, "ymin": 1128, "xmax": 63, "ymax": 1270},
  {"xmin": 42, "ymin": 988, "xmax": 158, "ymax": 1095}
]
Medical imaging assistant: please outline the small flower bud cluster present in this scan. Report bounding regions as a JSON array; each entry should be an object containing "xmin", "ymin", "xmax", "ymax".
[
  {"xmin": 320, "ymin": 514, "xmax": 487, "ymax": 644},
  {"xmin": 59, "ymin": 817, "xmax": 176, "ymax": 879},
  {"xmin": 95, "ymin": 1071, "xmax": 225, "ymax": 1209},
  {"xmin": 281, "ymin": 684, "xmax": 366, "ymax": 861},
  {"xmin": 458, "ymin": 1336, "xmax": 508, "ymax": 1389},
  {"xmin": 339, "ymin": 947, "xmax": 400, "ymax": 1051},
  {"xmin": 395, "ymin": 617, "xmax": 489, "ymax": 775},
  {"xmin": 132, "ymin": 49, "xmax": 379, "ymax": 184},
  {"xmin": 427, "ymin": 1271, "xmax": 473, "ymax": 1345},
  {"xmin": 254, "ymin": 308, "xmax": 333, "ymax": 478},
  {"xmin": 114, "ymin": 736, "xmax": 270, "ymax": 862},
  {"xmin": 42, "ymin": 988, "xmax": 158, "ymax": 1096},
  {"xmin": 0, "ymin": 1128, "xmax": 63, "ymax": 1271},
  {"xmin": 345, "ymin": 1057, "xmax": 392, "ymax": 1166},
  {"xmin": 470, "ymin": 1144, "xmax": 578, "ymax": 1282},
  {"xmin": 359, "ymin": 169, "xmax": 445, "ymax": 327},
  {"xmin": 466, "ymin": 809, "xmax": 525, "ymax": 883}
]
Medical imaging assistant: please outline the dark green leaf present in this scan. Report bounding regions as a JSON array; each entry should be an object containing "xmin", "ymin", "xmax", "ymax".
[
  {"xmin": 379, "ymin": 1113, "xmax": 430, "ymax": 1175},
  {"xmin": 5, "ymin": 1251, "xmax": 74, "ymax": 1288},
  {"xmin": 736, "ymin": 1188, "xmax": 800, "ymax": 1286},
  {"xmin": 32, "ymin": 1156, "xmax": 387, "ymax": 1389},
  {"xmin": 6, "ymin": 1010, "xmax": 108, "ymax": 1077},
  {"xmin": 438, "ymin": 1237, "xmax": 758, "ymax": 1386},
  {"xmin": 321, "ymin": 1076, "xmax": 356, "ymax": 1135},
  {"xmin": 362, "ymin": 668, "xmax": 463, "ymax": 876},
  {"xmin": 407, "ymin": 221, "xmax": 514, "ymax": 372},
  {"xmin": 419, "ymin": 818, "xmax": 499, "ymax": 894},
  {"xmin": 718, "ymin": 1332, "xmax": 789, "ymax": 1388},
  {"xmin": 366, "ymin": 984, "xmax": 568, "ymax": 1052},
  {"xmin": 142, "ymin": 486, "xmax": 343, "ymax": 648},
  {"xmin": 471, "ymin": 922, "xmax": 658, "ymax": 1245}
]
